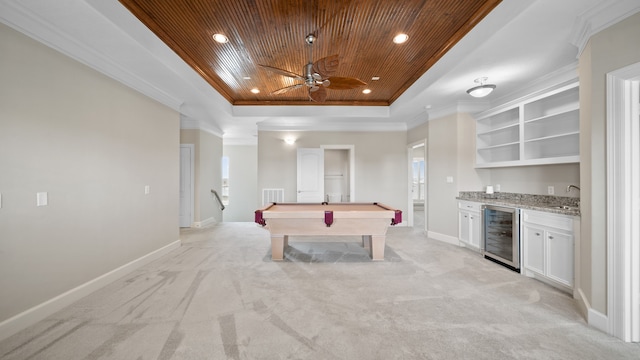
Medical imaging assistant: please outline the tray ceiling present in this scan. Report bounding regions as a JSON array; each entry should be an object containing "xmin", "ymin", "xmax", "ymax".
[{"xmin": 118, "ymin": 0, "xmax": 501, "ymax": 106}]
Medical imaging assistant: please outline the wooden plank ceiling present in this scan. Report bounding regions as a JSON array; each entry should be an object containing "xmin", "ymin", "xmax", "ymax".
[{"xmin": 119, "ymin": 0, "xmax": 501, "ymax": 106}]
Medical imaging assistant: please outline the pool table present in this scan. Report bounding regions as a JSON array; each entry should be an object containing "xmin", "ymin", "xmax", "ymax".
[{"xmin": 255, "ymin": 202, "xmax": 402, "ymax": 261}]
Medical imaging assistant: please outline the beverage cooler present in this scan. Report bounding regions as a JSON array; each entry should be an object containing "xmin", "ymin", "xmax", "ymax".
[{"xmin": 482, "ymin": 205, "xmax": 520, "ymax": 272}]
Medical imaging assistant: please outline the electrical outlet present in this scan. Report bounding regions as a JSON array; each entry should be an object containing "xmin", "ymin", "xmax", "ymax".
[
  {"xmin": 446, "ymin": 176, "xmax": 454, "ymax": 183},
  {"xmin": 495, "ymin": 184, "xmax": 501, "ymax": 192},
  {"xmin": 547, "ymin": 186, "xmax": 555, "ymax": 195},
  {"xmin": 144, "ymin": 185, "xmax": 150, "ymax": 195}
]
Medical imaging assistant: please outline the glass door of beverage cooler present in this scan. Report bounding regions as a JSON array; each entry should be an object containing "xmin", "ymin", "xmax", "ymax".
[{"xmin": 483, "ymin": 205, "xmax": 520, "ymax": 272}]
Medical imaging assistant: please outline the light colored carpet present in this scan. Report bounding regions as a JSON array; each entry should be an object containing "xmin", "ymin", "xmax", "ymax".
[{"xmin": 1, "ymin": 222, "xmax": 638, "ymax": 359}]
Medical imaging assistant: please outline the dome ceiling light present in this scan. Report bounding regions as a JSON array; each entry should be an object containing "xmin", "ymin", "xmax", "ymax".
[{"xmin": 467, "ymin": 77, "xmax": 496, "ymax": 98}]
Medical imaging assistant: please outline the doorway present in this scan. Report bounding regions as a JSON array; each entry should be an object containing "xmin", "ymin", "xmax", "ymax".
[
  {"xmin": 321, "ymin": 145, "xmax": 355, "ymax": 202},
  {"xmin": 407, "ymin": 140, "xmax": 427, "ymax": 231},
  {"xmin": 606, "ymin": 61, "xmax": 640, "ymax": 342},
  {"xmin": 179, "ymin": 144, "xmax": 194, "ymax": 228},
  {"xmin": 324, "ymin": 149, "xmax": 351, "ymax": 202},
  {"xmin": 296, "ymin": 145, "xmax": 355, "ymax": 203}
]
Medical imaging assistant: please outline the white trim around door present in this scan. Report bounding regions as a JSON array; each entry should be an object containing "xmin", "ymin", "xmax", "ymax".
[{"xmin": 606, "ymin": 61, "xmax": 640, "ymax": 342}]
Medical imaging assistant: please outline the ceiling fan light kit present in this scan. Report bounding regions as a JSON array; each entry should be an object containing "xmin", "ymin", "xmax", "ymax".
[
  {"xmin": 467, "ymin": 77, "xmax": 496, "ymax": 98},
  {"xmin": 259, "ymin": 34, "xmax": 366, "ymax": 102}
]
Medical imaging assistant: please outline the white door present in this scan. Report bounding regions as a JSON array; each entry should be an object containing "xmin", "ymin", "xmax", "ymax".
[
  {"xmin": 297, "ymin": 148, "xmax": 324, "ymax": 202},
  {"xmin": 179, "ymin": 144, "xmax": 194, "ymax": 227}
]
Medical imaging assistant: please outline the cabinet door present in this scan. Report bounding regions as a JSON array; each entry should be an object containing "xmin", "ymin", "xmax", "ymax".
[
  {"xmin": 546, "ymin": 231, "xmax": 574, "ymax": 287},
  {"xmin": 458, "ymin": 211, "xmax": 470, "ymax": 244},
  {"xmin": 469, "ymin": 211, "xmax": 481, "ymax": 249},
  {"xmin": 523, "ymin": 224, "xmax": 545, "ymax": 275}
]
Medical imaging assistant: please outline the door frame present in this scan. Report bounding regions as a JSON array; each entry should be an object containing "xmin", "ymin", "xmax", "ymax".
[
  {"xmin": 407, "ymin": 139, "xmax": 427, "ymax": 231},
  {"xmin": 321, "ymin": 145, "xmax": 355, "ymax": 202},
  {"xmin": 606, "ymin": 61, "xmax": 640, "ymax": 342},
  {"xmin": 179, "ymin": 144, "xmax": 195, "ymax": 228}
]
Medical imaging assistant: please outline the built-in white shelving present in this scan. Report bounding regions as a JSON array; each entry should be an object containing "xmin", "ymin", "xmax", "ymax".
[{"xmin": 475, "ymin": 82, "xmax": 579, "ymax": 168}]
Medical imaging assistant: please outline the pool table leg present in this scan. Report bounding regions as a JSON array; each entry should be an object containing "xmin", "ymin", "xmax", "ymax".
[
  {"xmin": 271, "ymin": 235, "xmax": 288, "ymax": 261},
  {"xmin": 362, "ymin": 235, "xmax": 385, "ymax": 260},
  {"xmin": 362, "ymin": 235, "xmax": 371, "ymax": 250},
  {"xmin": 370, "ymin": 235, "xmax": 385, "ymax": 261}
]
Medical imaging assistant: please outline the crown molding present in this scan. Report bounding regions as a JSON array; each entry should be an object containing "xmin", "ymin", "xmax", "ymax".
[
  {"xmin": 423, "ymin": 100, "xmax": 490, "ymax": 123},
  {"xmin": 0, "ymin": 1, "xmax": 185, "ymax": 111},
  {"xmin": 180, "ymin": 115, "xmax": 224, "ymax": 138},
  {"xmin": 570, "ymin": 0, "xmax": 640, "ymax": 57},
  {"xmin": 257, "ymin": 120, "xmax": 406, "ymax": 133},
  {"xmin": 483, "ymin": 62, "xmax": 578, "ymax": 115}
]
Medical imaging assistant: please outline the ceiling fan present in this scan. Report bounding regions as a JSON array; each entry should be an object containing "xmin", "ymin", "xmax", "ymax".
[{"xmin": 259, "ymin": 34, "xmax": 367, "ymax": 102}]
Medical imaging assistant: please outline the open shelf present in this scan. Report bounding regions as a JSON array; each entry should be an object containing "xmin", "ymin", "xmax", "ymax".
[
  {"xmin": 477, "ymin": 143, "xmax": 519, "ymax": 164},
  {"xmin": 524, "ymin": 133, "xmax": 579, "ymax": 160},
  {"xmin": 475, "ymin": 82, "xmax": 580, "ymax": 168},
  {"xmin": 524, "ymin": 86, "xmax": 579, "ymax": 121}
]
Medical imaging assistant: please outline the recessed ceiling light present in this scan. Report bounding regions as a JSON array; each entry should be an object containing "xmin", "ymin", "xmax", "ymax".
[
  {"xmin": 393, "ymin": 33, "xmax": 409, "ymax": 44},
  {"xmin": 212, "ymin": 33, "xmax": 229, "ymax": 43},
  {"xmin": 243, "ymin": 76, "xmax": 251, "ymax": 80},
  {"xmin": 371, "ymin": 76, "xmax": 380, "ymax": 81},
  {"xmin": 362, "ymin": 89, "xmax": 372, "ymax": 94},
  {"xmin": 250, "ymin": 88, "xmax": 260, "ymax": 94}
]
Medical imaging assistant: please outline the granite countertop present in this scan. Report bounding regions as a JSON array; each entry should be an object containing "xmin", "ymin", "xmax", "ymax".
[{"xmin": 456, "ymin": 191, "xmax": 580, "ymax": 217}]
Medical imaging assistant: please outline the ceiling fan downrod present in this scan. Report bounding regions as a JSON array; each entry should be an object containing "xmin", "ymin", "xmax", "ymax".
[{"xmin": 304, "ymin": 34, "xmax": 326, "ymax": 90}]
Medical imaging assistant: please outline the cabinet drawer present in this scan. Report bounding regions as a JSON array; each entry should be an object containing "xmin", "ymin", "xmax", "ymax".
[
  {"xmin": 522, "ymin": 210, "xmax": 573, "ymax": 231},
  {"xmin": 458, "ymin": 201, "xmax": 482, "ymax": 212}
]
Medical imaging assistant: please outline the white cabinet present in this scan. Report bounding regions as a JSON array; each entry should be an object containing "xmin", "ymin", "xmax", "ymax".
[
  {"xmin": 475, "ymin": 82, "xmax": 579, "ymax": 168},
  {"xmin": 522, "ymin": 210, "xmax": 575, "ymax": 291},
  {"xmin": 458, "ymin": 201, "xmax": 482, "ymax": 250}
]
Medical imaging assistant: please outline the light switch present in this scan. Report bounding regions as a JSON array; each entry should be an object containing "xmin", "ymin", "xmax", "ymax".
[
  {"xmin": 446, "ymin": 176, "xmax": 454, "ymax": 183},
  {"xmin": 37, "ymin": 192, "xmax": 48, "ymax": 206},
  {"xmin": 144, "ymin": 185, "xmax": 150, "ymax": 195}
]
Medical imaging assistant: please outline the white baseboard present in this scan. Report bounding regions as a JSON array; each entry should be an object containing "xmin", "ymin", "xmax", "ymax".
[
  {"xmin": 589, "ymin": 308, "xmax": 609, "ymax": 334},
  {"xmin": 0, "ymin": 239, "xmax": 181, "ymax": 342},
  {"xmin": 427, "ymin": 231, "xmax": 459, "ymax": 246},
  {"xmin": 576, "ymin": 287, "xmax": 609, "ymax": 334},
  {"xmin": 194, "ymin": 217, "xmax": 216, "ymax": 228}
]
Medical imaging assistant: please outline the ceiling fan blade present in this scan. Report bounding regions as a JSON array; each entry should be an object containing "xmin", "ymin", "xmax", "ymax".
[
  {"xmin": 326, "ymin": 77, "xmax": 367, "ymax": 90},
  {"xmin": 259, "ymin": 65, "xmax": 305, "ymax": 81},
  {"xmin": 308, "ymin": 86, "xmax": 327, "ymax": 102},
  {"xmin": 312, "ymin": 55, "xmax": 339, "ymax": 77},
  {"xmin": 272, "ymin": 84, "xmax": 304, "ymax": 95}
]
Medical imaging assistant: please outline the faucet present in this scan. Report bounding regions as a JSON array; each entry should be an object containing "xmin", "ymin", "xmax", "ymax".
[{"xmin": 566, "ymin": 184, "xmax": 580, "ymax": 193}]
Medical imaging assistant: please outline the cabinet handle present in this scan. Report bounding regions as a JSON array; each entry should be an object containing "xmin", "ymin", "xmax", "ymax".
[
  {"xmin": 464, "ymin": 215, "xmax": 468, "ymax": 218},
  {"xmin": 549, "ymin": 235, "xmax": 554, "ymax": 240},
  {"xmin": 535, "ymin": 232, "xmax": 541, "ymax": 236},
  {"xmin": 470, "ymin": 216, "xmax": 474, "ymax": 220}
]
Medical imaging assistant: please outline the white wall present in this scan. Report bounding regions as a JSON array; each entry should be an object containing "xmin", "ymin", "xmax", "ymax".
[
  {"xmin": 223, "ymin": 145, "xmax": 258, "ymax": 221},
  {"xmin": 180, "ymin": 129, "xmax": 224, "ymax": 225},
  {"xmin": 408, "ymin": 112, "xmax": 486, "ymax": 239},
  {"xmin": 257, "ymin": 131, "xmax": 407, "ymax": 214},
  {"xmin": 487, "ymin": 164, "xmax": 580, "ymax": 196},
  {"xmin": 0, "ymin": 24, "xmax": 180, "ymax": 325},
  {"xmin": 579, "ymin": 12, "xmax": 640, "ymax": 315}
]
